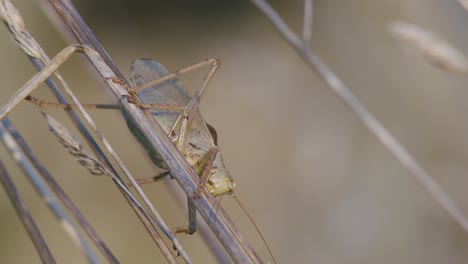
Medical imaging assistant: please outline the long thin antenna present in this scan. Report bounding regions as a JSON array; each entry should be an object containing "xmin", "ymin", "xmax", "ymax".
[{"xmin": 232, "ymin": 195, "xmax": 277, "ymax": 264}]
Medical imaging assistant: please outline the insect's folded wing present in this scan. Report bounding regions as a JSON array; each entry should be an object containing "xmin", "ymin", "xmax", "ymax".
[
  {"xmin": 131, "ymin": 59, "xmax": 190, "ymax": 106},
  {"xmin": 188, "ymin": 112, "xmax": 216, "ymax": 148}
]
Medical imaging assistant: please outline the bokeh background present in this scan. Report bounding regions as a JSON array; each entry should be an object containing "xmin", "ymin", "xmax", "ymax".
[{"xmin": 1, "ymin": 0, "xmax": 468, "ymax": 263}]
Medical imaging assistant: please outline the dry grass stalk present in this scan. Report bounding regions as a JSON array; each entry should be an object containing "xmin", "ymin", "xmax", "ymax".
[
  {"xmin": 41, "ymin": 111, "xmax": 107, "ymax": 176},
  {"xmin": 390, "ymin": 21, "xmax": 468, "ymax": 75}
]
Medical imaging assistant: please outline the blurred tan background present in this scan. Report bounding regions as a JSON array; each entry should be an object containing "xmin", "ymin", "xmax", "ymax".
[{"xmin": 1, "ymin": 0, "xmax": 468, "ymax": 263}]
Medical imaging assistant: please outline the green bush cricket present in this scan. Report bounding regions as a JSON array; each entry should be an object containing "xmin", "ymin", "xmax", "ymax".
[{"xmin": 121, "ymin": 58, "xmax": 236, "ymax": 234}]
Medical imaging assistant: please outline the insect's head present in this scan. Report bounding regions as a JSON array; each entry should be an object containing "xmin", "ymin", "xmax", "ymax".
[{"xmin": 206, "ymin": 167, "xmax": 236, "ymax": 197}]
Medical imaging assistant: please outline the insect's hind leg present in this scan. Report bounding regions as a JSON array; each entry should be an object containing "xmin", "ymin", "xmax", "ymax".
[{"xmin": 166, "ymin": 59, "xmax": 220, "ymax": 150}]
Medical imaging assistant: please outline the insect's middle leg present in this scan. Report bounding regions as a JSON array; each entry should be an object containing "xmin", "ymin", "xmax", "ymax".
[
  {"xmin": 194, "ymin": 146, "xmax": 219, "ymax": 197},
  {"xmin": 135, "ymin": 171, "xmax": 171, "ymax": 185},
  {"xmin": 173, "ymin": 197, "xmax": 197, "ymax": 235},
  {"xmin": 25, "ymin": 95, "xmax": 120, "ymax": 110}
]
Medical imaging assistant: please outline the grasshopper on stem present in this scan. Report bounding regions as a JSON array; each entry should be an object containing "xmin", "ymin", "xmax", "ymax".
[{"xmin": 24, "ymin": 55, "xmax": 236, "ymax": 234}]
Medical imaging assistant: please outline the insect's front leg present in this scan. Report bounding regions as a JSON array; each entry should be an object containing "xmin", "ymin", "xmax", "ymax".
[
  {"xmin": 0, "ymin": 45, "xmax": 100, "ymax": 120},
  {"xmin": 25, "ymin": 95, "xmax": 120, "ymax": 110},
  {"xmin": 194, "ymin": 146, "xmax": 219, "ymax": 197}
]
